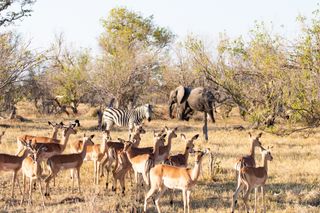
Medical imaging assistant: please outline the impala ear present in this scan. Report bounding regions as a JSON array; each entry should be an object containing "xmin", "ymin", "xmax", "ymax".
[
  {"xmin": 164, "ymin": 126, "xmax": 169, "ymax": 131},
  {"xmin": 90, "ymin": 134, "xmax": 95, "ymax": 139},
  {"xmin": 174, "ymin": 127, "xmax": 178, "ymax": 131},
  {"xmin": 180, "ymin": 134, "xmax": 186, "ymax": 141},
  {"xmin": 48, "ymin": 121, "xmax": 52, "ymax": 125},
  {"xmin": 257, "ymin": 132, "xmax": 263, "ymax": 139},
  {"xmin": 248, "ymin": 132, "xmax": 252, "ymax": 138},
  {"xmin": 83, "ymin": 133, "xmax": 86, "ymax": 137},
  {"xmin": 192, "ymin": 134, "xmax": 199, "ymax": 141}
]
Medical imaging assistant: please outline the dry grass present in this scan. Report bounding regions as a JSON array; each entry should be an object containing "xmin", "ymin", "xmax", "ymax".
[{"xmin": 0, "ymin": 102, "xmax": 319, "ymax": 212}]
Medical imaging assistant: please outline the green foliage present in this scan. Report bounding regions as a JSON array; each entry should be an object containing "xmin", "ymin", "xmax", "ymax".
[{"xmin": 96, "ymin": 7, "xmax": 174, "ymax": 108}]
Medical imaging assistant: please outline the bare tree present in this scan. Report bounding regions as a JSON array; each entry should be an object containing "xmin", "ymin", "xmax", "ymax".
[{"xmin": 0, "ymin": 0, "xmax": 35, "ymax": 27}]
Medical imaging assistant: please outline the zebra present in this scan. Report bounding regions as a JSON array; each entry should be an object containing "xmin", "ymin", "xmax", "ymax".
[{"xmin": 102, "ymin": 104, "xmax": 152, "ymax": 139}]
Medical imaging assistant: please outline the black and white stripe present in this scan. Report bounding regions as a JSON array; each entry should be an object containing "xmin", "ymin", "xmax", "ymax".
[{"xmin": 102, "ymin": 104, "xmax": 152, "ymax": 132}]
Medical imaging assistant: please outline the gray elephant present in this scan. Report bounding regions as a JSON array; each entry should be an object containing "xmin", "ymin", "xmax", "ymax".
[{"xmin": 168, "ymin": 85, "xmax": 216, "ymax": 141}]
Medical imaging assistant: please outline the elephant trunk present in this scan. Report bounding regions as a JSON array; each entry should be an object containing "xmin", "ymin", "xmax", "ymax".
[{"xmin": 208, "ymin": 108, "xmax": 215, "ymax": 123}]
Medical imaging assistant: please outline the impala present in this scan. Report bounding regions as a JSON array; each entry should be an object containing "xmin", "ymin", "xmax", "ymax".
[
  {"xmin": 21, "ymin": 142, "xmax": 46, "ymax": 206},
  {"xmin": 144, "ymin": 127, "xmax": 178, "ymax": 185},
  {"xmin": 0, "ymin": 140, "xmax": 32, "ymax": 198},
  {"xmin": 24, "ymin": 124, "xmax": 78, "ymax": 162},
  {"xmin": 165, "ymin": 133, "xmax": 198, "ymax": 205},
  {"xmin": 44, "ymin": 134, "xmax": 95, "ymax": 197},
  {"xmin": 124, "ymin": 133, "xmax": 166, "ymax": 198},
  {"xmin": 234, "ymin": 132, "xmax": 263, "ymax": 172},
  {"xmin": 16, "ymin": 121, "xmax": 64, "ymax": 155},
  {"xmin": 231, "ymin": 146, "xmax": 273, "ymax": 213},
  {"xmin": 102, "ymin": 125, "xmax": 146, "ymax": 188},
  {"xmin": 69, "ymin": 131, "xmax": 108, "ymax": 184},
  {"xmin": 166, "ymin": 133, "xmax": 198, "ymax": 167},
  {"xmin": 144, "ymin": 149, "xmax": 209, "ymax": 213}
]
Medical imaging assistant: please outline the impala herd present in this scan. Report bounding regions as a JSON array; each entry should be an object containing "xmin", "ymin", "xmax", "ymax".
[{"xmin": 0, "ymin": 120, "xmax": 273, "ymax": 213}]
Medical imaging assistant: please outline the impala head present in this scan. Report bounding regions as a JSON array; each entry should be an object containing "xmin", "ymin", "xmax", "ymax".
[
  {"xmin": 248, "ymin": 132, "xmax": 263, "ymax": 148},
  {"xmin": 122, "ymin": 139, "xmax": 134, "ymax": 152},
  {"xmin": 62, "ymin": 124, "xmax": 77, "ymax": 136},
  {"xmin": 24, "ymin": 141, "xmax": 48, "ymax": 162},
  {"xmin": 48, "ymin": 121, "xmax": 64, "ymax": 130},
  {"xmin": 164, "ymin": 126, "xmax": 178, "ymax": 139},
  {"xmin": 153, "ymin": 130, "xmax": 167, "ymax": 146},
  {"xmin": 261, "ymin": 146, "xmax": 273, "ymax": 161},
  {"xmin": 134, "ymin": 124, "xmax": 146, "ymax": 134},
  {"xmin": 194, "ymin": 148, "xmax": 210, "ymax": 162},
  {"xmin": 0, "ymin": 130, "xmax": 5, "ymax": 144},
  {"xmin": 181, "ymin": 133, "xmax": 199, "ymax": 153},
  {"xmin": 102, "ymin": 130, "xmax": 112, "ymax": 141},
  {"xmin": 83, "ymin": 134, "xmax": 95, "ymax": 146}
]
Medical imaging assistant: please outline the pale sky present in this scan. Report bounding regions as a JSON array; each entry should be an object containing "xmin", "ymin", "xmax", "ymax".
[{"xmin": 5, "ymin": 0, "xmax": 320, "ymax": 53}]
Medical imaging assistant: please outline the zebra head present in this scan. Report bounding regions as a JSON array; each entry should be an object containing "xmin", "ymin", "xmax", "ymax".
[{"xmin": 143, "ymin": 104, "xmax": 152, "ymax": 122}]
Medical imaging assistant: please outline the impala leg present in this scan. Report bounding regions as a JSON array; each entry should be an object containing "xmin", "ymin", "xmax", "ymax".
[
  {"xmin": 154, "ymin": 186, "xmax": 167, "ymax": 213},
  {"xmin": 186, "ymin": 190, "xmax": 191, "ymax": 213},
  {"xmin": 96, "ymin": 161, "xmax": 100, "ymax": 184},
  {"xmin": 254, "ymin": 187, "xmax": 258, "ymax": 213},
  {"xmin": 20, "ymin": 174, "xmax": 26, "ymax": 205},
  {"xmin": 16, "ymin": 174, "xmax": 23, "ymax": 196},
  {"xmin": 28, "ymin": 179, "xmax": 33, "ymax": 205},
  {"xmin": 262, "ymin": 186, "xmax": 266, "ymax": 213},
  {"xmin": 93, "ymin": 160, "xmax": 97, "ymax": 184},
  {"xmin": 11, "ymin": 171, "xmax": 17, "ymax": 198},
  {"xmin": 170, "ymin": 189, "xmax": 174, "ymax": 205},
  {"xmin": 76, "ymin": 168, "xmax": 81, "ymax": 193},
  {"xmin": 38, "ymin": 180, "xmax": 45, "ymax": 207},
  {"xmin": 243, "ymin": 186, "xmax": 252, "ymax": 213},
  {"xmin": 231, "ymin": 182, "xmax": 243, "ymax": 213},
  {"xmin": 182, "ymin": 189, "xmax": 187, "ymax": 213},
  {"xmin": 144, "ymin": 185, "xmax": 158, "ymax": 212}
]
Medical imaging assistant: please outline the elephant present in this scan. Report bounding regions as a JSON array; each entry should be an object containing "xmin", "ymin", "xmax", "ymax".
[{"xmin": 168, "ymin": 85, "xmax": 216, "ymax": 141}]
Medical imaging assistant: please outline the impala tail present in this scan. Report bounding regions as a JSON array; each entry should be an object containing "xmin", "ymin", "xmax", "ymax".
[{"xmin": 144, "ymin": 157, "xmax": 155, "ymax": 186}]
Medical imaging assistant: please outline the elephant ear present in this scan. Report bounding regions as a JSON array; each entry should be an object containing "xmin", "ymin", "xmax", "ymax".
[{"xmin": 177, "ymin": 86, "xmax": 191, "ymax": 104}]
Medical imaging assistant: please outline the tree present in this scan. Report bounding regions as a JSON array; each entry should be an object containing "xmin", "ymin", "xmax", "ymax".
[
  {"xmin": 0, "ymin": 0, "xmax": 35, "ymax": 27},
  {"xmin": 94, "ymin": 7, "xmax": 173, "ymax": 108},
  {"xmin": 44, "ymin": 35, "xmax": 91, "ymax": 114},
  {"xmin": 0, "ymin": 32, "xmax": 42, "ymax": 115}
]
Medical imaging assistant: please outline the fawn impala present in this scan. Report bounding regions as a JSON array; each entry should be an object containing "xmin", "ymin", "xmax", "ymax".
[
  {"xmin": 44, "ymin": 134, "xmax": 95, "ymax": 197},
  {"xmin": 164, "ymin": 133, "xmax": 198, "ymax": 205},
  {"xmin": 144, "ymin": 149, "xmax": 209, "ymax": 213},
  {"xmin": 234, "ymin": 132, "xmax": 263, "ymax": 172},
  {"xmin": 21, "ymin": 141, "xmax": 47, "ymax": 206},
  {"xmin": 231, "ymin": 146, "xmax": 273, "ymax": 213},
  {"xmin": 69, "ymin": 130, "xmax": 110, "ymax": 184},
  {"xmin": 166, "ymin": 133, "xmax": 198, "ymax": 167},
  {"xmin": 102, "ymin": 127, "xmax": 165, "ymax": 190},
  {"xmin": 144, "ymin": 127, "xmax": 178, "ymax": 185},
  {"xmin": 16, "ymin": 121, "xmax": 64, "ymax": 155},
  {"xmin": 23, "ymin": 124, "xmax": 78, "ymax": 162},
  {"xmin": 123, "ymin": 133, "xmax": 167, "ymax": 198},
  {"xmin": 0, "ymin": 140, "xmax": 33, "ymax": 198},
  {"xmin": 102, "ymin": 125, "xmax": 146, "ymax": 188}
]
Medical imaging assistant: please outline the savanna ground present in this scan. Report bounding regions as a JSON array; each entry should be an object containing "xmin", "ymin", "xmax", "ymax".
[{"xmin": 0, "ymin": 102, "xmax": 319, "ymax": 213}]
